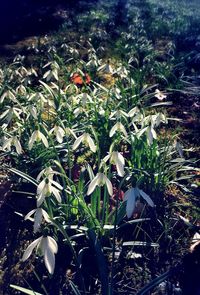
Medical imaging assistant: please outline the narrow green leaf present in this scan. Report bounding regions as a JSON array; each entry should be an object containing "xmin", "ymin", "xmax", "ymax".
[{"xmin": 10, "ymin": 285, "xmax": 43, "ymax": 295}]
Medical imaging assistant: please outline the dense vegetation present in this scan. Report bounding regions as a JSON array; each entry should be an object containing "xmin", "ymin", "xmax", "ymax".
[{"xmin": 0, "ymin": 0, "xmax": 199, "ymax": 294}]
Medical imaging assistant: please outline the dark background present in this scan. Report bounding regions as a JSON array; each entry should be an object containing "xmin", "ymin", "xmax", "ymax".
[{"xmin": 0, "ymin": 0, "xmax": 80, "ymax": 44}]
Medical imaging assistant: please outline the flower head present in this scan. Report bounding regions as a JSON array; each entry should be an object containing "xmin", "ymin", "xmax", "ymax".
[
  {"xmin": 109, "ymin": 122, "xmax": 128, "ymax": 138},
  {"xmin": 49, "ymin": 125, "xmax": 65, "ymax": 143},
  {"xmin": 103, "ymin": 151, "xmax": 125, "ymax": 177},
  {"xmin": 37, "ymin": 177, "xmax": 63, "ymax": 206},
  {"xmin": 124, "ymin": 187, "xmax": 154, "ymax": 218},
  {"xmin": 28, "ymin": 129, "xmax": 49, "ymax": 150},
  {"xmin": 87, "ymin": 172, "xmax": 113, "ymax": 196},
  {"xmin": 2, "ymin": 135, "xmax": 22, "ymax": 154},
  {"xmin": 25, "ymin": 208, "xmax": 51, "ymax": 232},
  {"xmin": 155, "ymin": 89, "xmax": 167, "ymax": 101},
  {"xmin": 73, "ymin": 132, "xmax": 96, "ymax": 153},
  {"xmin": 22, "ymin": 235, "xmax": 58, "ymax": 274}
]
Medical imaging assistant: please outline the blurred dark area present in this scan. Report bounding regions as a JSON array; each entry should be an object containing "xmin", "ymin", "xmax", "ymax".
[{"xmin": 0, "ymin": 0, "xmax": 92, "ymax": 45}]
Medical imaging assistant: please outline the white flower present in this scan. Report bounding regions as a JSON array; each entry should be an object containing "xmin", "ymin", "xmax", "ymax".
[
  {"xmin": 28, "ymin": 130, "xmax": 49, "ymax": 150},
  {"xmin": 115, "ymin": 65, "xmax": 129, "ymax": 78},
  {"xmin": 36, "ymin": 166, "xmax": 57, "ymax": 182},
  {"xmin": 109, "ymin": 110, "xmax": 128, "ymax": 120},
  {"xmin": 49, "ymin": 125, "xmax": 65, "ymax": 143},
  {"xmin": 37, "ymin": 178, "xmax": 63, "ymax": 206},
  {"xmin": 73, "ymin": 132, "xmax": 96, "ymax": 153},
  {"xmin": 0, "ymin": 90, "xmax": 17, "ymax": 103},
  {"xmin": 109, "ymin": 122, "xmax": 128, "ymax": 138},
  {"xmin": 2, "ymin": 136, "xmax": 22, "ymax": 154},
  {"xmin": 74, "ymin": 93, "xmax": 93, "ymax": 105},
  {"xmin": 103, "ymin": 151, "xmax": 125, "ymax": 177},
  {"xmin": 25, "ymin": 208, "xmax": 51, "ymax": 232},
  {"xmin": 43, "ymin": 61, "xmax": 60, "ymax": 81},
  {"xmin": 87, "ymin": 172, "xmax": 113, "ymax": 196},
  {"xmin": 16, "ymin": 85, "xmax": 27, "ymax": 95},
  {"xmin": 98, "ymin": 62, "xmax": 113, "ymax": 74},
  {"xmin": 124, "ymin": 187, "xmax": 154, "ymax": 218},
  {"xmin": 155, "ymin": 89, "xmax": 167, "ymax": 101},
  {"xmin": 128, "ymin": 107, "xmax": 140, "ymax": 118},
  {"xmin": 22, "ymin": 235, "xmax": 58, "ymax": 274},
  {"xmin": 137, "ymin": 126, "xmax": 157, "ymax": 146},
  {"xmin": 65, "ymin": 127, "xmax": 77, "ymax": 139},
  {"xmin": 146, "ymin": 126, "xmax": 157, "ymax": 145}
]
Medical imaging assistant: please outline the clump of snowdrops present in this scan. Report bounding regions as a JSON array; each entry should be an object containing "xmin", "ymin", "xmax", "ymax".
[{"xmin": 0, "ymin": 38, "xmax": 197, "ymax": 294}]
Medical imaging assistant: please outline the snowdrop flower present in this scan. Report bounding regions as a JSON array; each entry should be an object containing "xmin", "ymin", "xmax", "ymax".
[
  {"xmin": 124, "ymin": 187, "xmax": 154, "ymax": 218},
  {"xmin": 36, "ymin": 166, "xmax": 58, "ymax": 182},
  {"xmin": 22, "ymin": 235, "xmax": 58, "ymax": 274},
  {"xmin": 65, "ymin": 127, "xmax": 77, "ymax": 139},
  {"xmin": 37, "ymin": 177, "xmax": 63, "ymax": 206},
  {"xmin": 43, "ymin": 62, "xmax": 60, "ymax": 81},
  {"xmin": 0, "ymin": 90, "xmax": 17, "ymax": 103},
  {"xmin": 25, "ymin": 208, "xmax": 51, "ymax": 232},
  {"xmin": 98, "ymin": 61, "xmax": 113, "ymax": 74},
  {"xmin": 128, "ymin": 107, "xmax": 140, "ymax": 118},
  {"xmin": 103, "ymin": 151, "xmax": 125, "ymax": 177},
  {"xmin": 87, "ymin": 172, "xmax": 113, "ymax": 196},
  {"xmin": 73, "ymin": 132, "xmax": 96, "ymax": 153},
  {"xmin": 28, "ymin": 129, "xmax": 49, "ymax": 150},
  {"xmin": 16, "ymin": 85, "xmax": 27, "ymax": 95},
  {"xmin": 155, "ymin": 89, "xmax": 167, "ymax": 101},
  {"xmin": 146, "ymin": 126, "xmax": 157, "ymax": 145},
  {"xmin": 2, "ymin": 135, "xmax": 22, "ymax": 154},
  {"xmin": 137, "ymin": 126, "xmax": 157, "ymax": 146},
  {"xmin": 115, "ymin": 65, "xmax": 129, "ymax": 78},
  {"xmin": 0, "ymin": 106, "xmax": 22, "ymax": 125},
  {"xmin": 109, "ymin": 122, "xmax": 128, "ymax": 138},
  {"xmin": 74, "ymin": 93, "xmax": 93, "ymax": 105},
  {"xmin": 110, "ymin": 86, "xmax": 121, "ymax": 100},
  {"xmin": 49, "ymin": 125, "xmax": 65, "ymax": 143},
  {"xmin": 28, "ymin": 105, "xmax": 38, "ymax": 119},
  {"xmin": 87, "ymin": 57, "xmax": 99, "ymax": 68},
  {"xmin": 109, "ymin": 110, "xmax": 129, "ymax": 120}
]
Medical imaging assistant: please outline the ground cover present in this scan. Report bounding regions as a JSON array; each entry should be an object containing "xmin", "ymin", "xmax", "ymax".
[{"xmin": 0, "ymin": 0, "xmax": 200, "ymax": 294}]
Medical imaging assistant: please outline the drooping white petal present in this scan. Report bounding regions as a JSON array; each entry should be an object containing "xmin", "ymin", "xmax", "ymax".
[
  {"xmin": 47, "ymin": 236, "xmax": 58, "ymax": 254},
  {"xmin": 22, "ymin": 237, "xmax": 42, "ymax": 261},
  {"xmin": 13, "ymin": 137, "xmax": 22, "ymax": 154},
  {"xmin": 51, "ymin": 186, "xmax": 62, "ymax": 203},
  {"xmin": 44, "ymin": 246, "xmax": 55, "ymax": 274},
  {"xmin": 49, "ymin": 179, "xmax": 63, "ymax": 190},
  {"xmin": 39, "ymin": 131, "xmax": 49, "ymax": 148},
  {"xmin": 119, "ymin": 123, "xmax": 128, "ymax": 138},
  {"xmin": 87, "ymin": 174, "xmax": 99, "ymax": 195},
  {"xmin": 85, "ymin": 133, "xmax": 96, "ymax": 153},
  {"xmin": 105, "ymin": 178, "xmax": 113, "ymax": 196},
  {"xmin": 115, "ymin": 160, "xmax": 125, "ymax": 177},
  {"xmin": 28, "ymin": 131, "xmax": 37, "ymax": 150},
  {"xmin": 125, "ymin": 189, "xmax": 136, "ymax": 219},
  {"xmin": 2, "ymin": 138, "xmax": 12, "ymax": 151},
  {"xmin": 42, "ymin": 209, "xmax": 51, "ymax": 223},
  {"xmin": 139, "ymin": 189, "xmax": 154, "ymax": 207},
  {"xmin": 72, "ymin": 134, "xmax": 84, "ymax": 150},
  {"xmin": 102, "ymin": 154, "xmax": 110, "ymax": 164},
  {"xmin": 109, "ymin": 123, "xmax": 118, "ymax": 137},
  {"xmin": 112, "ymin": 152, "xmax": 125, "ymax": 177},
  {"xmin": 37, "ymin": 179, "xmax": 46, "ymax": 195},
  {"xmin": 37, "ymin": 192, "xmax": 46, "ymax": 207}
]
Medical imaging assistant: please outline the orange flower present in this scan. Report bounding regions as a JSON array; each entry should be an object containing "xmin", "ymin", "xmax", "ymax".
[{"xmin": 71, "ymin": 73, "xmax": 91, "ymax": 86}]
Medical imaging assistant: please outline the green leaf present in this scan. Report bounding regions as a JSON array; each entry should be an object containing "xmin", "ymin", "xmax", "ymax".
[
  {"xmin": 69, "ymin": 280, "xmax": 81, "ymax": 295},
  {"xmin": 10, "ymin": 285, "xmax": 43, "ymax": 295},
  {"xmin": 9, "ymin": 168, "xmax": 38, "ymax": 186}
]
